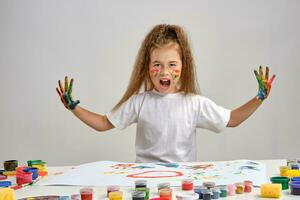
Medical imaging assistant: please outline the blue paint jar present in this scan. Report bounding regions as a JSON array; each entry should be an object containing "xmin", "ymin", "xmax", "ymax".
[
  {"xmin": 291, "ymin": 177, "xmax": 300, "ymax": 182},
  {"xmin": 23, "ymin": 167, "xmax": 39, "ymax": 180}
]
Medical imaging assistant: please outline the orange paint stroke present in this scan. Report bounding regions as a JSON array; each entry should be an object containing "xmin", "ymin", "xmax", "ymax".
[{"xmin": 127, "ymin": 170, "xmax": 183, "ymax": 178}]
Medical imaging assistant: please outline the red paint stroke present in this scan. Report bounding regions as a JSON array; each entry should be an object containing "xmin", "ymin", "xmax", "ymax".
[
  {"xmin": 111, "ymin": 164, "xmax": 136, "ymax": 170},
  {"xmin": 127, "ymin": 170, "xmax": 183, "ymax": 178},
  {"xmin": 150, "ymin": 68, "xmax": 160, "ymax": 73},
  {"xmin": 172, "ymin": 69, "xmax": 180, "ymax": 74}
]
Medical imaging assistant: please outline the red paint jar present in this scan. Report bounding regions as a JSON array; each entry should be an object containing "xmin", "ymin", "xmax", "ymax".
[
  {"xmin": 182, "ymin": 179, "xmax": 194, "ymax": 190},
  {"xmin": 244, "ymin": 180, "xmax": 253, "ymax": 192},
  {"xmin": 80, "ymin": 187, "xmax": 93, "ymax": 200},
  {"xmin": 159, "ymin": 188, "xmax": 172, "ymax": 200}
]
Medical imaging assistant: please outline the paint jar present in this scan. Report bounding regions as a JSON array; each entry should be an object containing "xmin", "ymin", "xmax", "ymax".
[
  {"xmin": 227, "ymin": 184, "xmax": 236, "ymax": 196},
  {"xmin": 0, "ymin": 181, "xmax": 12, "ymax": 187},
  {"xmin": 280, "ymin": 166, "xmax": 291, "ymax": 177},
  {"xmin": 27, "ymin": 160, "xmax": 43, "ymax": 167},
  {"xmin": 291, "ymin": 177, "xmax": 300, "ymax": 182},
  {"xmin": 70, "ymin": 194, "xmax": 81, "ymax": 200},
  {"xmin": 175, "ymin": 192, "xmax": 199, "ymax": 200},
  {"xmin": 16, "ymin": 171, "xmax": 33, "ymax": 185},
  {"xmin": 194, "ymin": 186, "xmax": 206, "ymax": 199},
  {"xmin": 80, "ymin": 187, "xmax": 93, "ymax": 200},
  {"xmin": 135, "ymin": 180, "xmax": 147, "ymax": 188},
  {"xmin": 3, "ymin": 171, "xmax": 16, "ymax": 176},
  {"xmin": 290, "ymin": 181, "xmax": 300, "ymax": 195},
  {"xmin": 260, "ymin": 183, "xmax": 281, "ymax": 198},
  {"xmin": 235, "ymin": 182, "xmax": 244, "ymax": 194},
  {"xmin": 107, "ymin": 185, "xmax": 120, "ymax": 197},
  {"xmin": 202, "ymin": 182, "xmax": 215, "ymax": 189},
  {"xmin": 0, "ymin": 188, "xmax": 15, "ymax": 200},
  {"xmin": 159, "ymin": 188, "xmax": 172, "ymax": 200},
  {"xmin": 23, "ymin": 167, "xmax": 39, "ymax": 180},
  {"xmin": 287, "ymin": 169, "xmax": 300, "ymax": 178},
  {"xmin": 270, "ymin": 176, "xmax": 290, "ymax": 190},
  {"xmin": 59, "ymin": 196, "xmax": 70, "ymax": 200},
  {"xmin": 217, "ymin": 185, "xmax": 227, "ymax": 197},
  {"xmin": 136, "ymin": 187, "xmax": 150, "ymax": 200},
  {"xmin": 132, "ymin": 191, "xmax": 146, "ymax": 200},
  {"xmin": 3, "ymin": 160, "xmax": 18, "ymax": 171},
  {"xmin": 182, "ymin": 179, "xmax": 194, "ymax": 190},
  {"xmin": 149, "ymin": 198, "xmax": 169, "ymax": 200},
  {"xmin": 244, "ymin": 180, "xmax": 253, "ymax": 192},
  {"xmin": 211, "ymin": 188, "xmax": 220, "ymax": 199},
  {"xmin": 202, "ymin": 189, "xmax": 212, "ymax": 200},
  {"xmin": 292, "ymin": 164, "xmax": 300, "ymax": 170},
  {"xmin": 0, "ymin": 175, "xmax": 7, "ymax": 180},
  {"xmin": 158, "ymin": 182, "xmax": 171, "ymax": 191},
  {"xmin": 109, "ymin": 191, "xmax": 123, "ymax": 200}
]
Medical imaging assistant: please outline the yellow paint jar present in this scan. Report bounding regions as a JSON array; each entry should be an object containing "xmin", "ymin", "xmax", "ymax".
[
  {"xmin": 0, "ymin": 188, "xmax": 15, "ymax": 200},
  {"xmin": 280, "ymin": 166, "xmax": 290, "ymax": 177},
  {"xmin": 109, "ymin": 191, "xmax": 123, "ymax": 200},
  {"xmin": 260, "ymin": 183, "xmax": 281, "ymax": 198}
]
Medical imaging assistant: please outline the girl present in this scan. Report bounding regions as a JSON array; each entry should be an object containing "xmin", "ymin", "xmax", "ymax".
[{"xmin": 56, "ymin": 24, "xmax": 275, "ymax": 163}]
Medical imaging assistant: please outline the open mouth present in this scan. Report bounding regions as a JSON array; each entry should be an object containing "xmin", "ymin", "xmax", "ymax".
[{"xmin": 160, "ymin": 79, "xmax": 171, "ymax": 87}]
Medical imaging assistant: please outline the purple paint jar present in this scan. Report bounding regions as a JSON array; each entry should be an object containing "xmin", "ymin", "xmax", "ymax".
[{"xmin": 290, "ymin": 181, "xmax": 300, "ymax": 195}]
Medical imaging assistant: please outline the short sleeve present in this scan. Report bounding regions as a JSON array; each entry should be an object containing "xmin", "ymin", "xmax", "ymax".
[
  {"xmin": 195, "ymin": 96, "xmax": 231, "ymax": 133},
  {"xmin": 106, "ymin": 95, "xmax": 141, "ymax": 130}
]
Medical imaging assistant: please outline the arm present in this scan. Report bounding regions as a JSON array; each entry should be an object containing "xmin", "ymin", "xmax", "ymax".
[
  {"xmin": 227, "ymin": 96, "xmax": 262, "ymax": 127},
  {"xmin": 71, "ymin": 106, "xmax": 114, "ymax": 132},
  {"xmin": 227, "ymin": 66, "xmax": 276, "ymax": 127},
  {"xmin": 56, "ymin": 76, "xmax": 114, "ymax": 132}
]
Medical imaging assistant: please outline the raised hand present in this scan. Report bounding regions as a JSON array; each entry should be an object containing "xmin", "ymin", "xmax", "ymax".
[
  {"xmin": 56, "ymin": 76, "xmax": 80, "ymax": 110},
  {"xmin": 254, "ymin": 66, "xmax": 276, "ymax": 101}
]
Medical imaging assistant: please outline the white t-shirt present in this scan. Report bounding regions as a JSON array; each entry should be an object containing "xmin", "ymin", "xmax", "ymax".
[{"xmin": 106, "ymin": 90, "xmax": 231, "ymax": 163}]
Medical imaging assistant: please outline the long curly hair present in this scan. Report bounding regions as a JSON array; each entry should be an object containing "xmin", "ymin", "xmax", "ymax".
[{"xmin": 113, "ymin": 24, "xmax": 200, "ymax": 110}]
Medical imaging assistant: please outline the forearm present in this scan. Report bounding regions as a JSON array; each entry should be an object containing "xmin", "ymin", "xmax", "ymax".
[
  {"xmin": 227, "ymin": 96, "xmax": 263, "ymax": 127},
  {"xmin": 71, "ymin": 106, "xmax": 114, "ymax": 132}
]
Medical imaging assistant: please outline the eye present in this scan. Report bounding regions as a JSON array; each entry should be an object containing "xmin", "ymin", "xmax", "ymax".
[
  {"xmin": 170, "ymin": 63, "xmax": 177, "ymax": 67},
  {"xmin": 153, "ymin": 63, "xmax": 160, "ymax": 67}
]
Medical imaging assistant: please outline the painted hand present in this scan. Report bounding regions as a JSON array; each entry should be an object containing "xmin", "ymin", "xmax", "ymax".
[
  {"xmin": 56, "ymin": 76, "xmax": 80, "ymax": 110},
  {"xmin": 254, "ymin": 66, "xmax": 276, "ymax": 101}
]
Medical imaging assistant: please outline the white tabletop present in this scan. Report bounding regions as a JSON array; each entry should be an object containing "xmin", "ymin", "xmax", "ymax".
[{"xmin": 13, "ymin": 159, "xmax": 300, "ymax": 199}]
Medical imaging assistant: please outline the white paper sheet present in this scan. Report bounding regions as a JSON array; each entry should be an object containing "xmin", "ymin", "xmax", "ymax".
[{"xmin": 38, "ymin": 160, "xmax": 267, "ymax": 187}]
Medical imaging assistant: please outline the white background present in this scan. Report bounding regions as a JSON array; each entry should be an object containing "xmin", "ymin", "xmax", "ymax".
[{"xmin": 0, "ymin": 0, "xmax": 299, "ymax": 165}]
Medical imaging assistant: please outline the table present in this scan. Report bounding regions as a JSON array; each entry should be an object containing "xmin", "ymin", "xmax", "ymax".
[{"xmin": 13, "ymin": 159, "xmax": 300, "ymax": 199}]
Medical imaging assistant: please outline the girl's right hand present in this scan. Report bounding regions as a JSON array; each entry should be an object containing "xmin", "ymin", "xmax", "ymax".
[{"xmin": 56, "ymin": 76, "xmax": 80, "ymax": 110}]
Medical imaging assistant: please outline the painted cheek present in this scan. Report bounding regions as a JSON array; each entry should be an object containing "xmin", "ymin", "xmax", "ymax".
[
  {"xmin": 171, "ymin": 69, "xmax": 181, "ymax": 80},
  {"xmin": 150, "ymin": 67, "xmax": 160, "ymax": 77}
]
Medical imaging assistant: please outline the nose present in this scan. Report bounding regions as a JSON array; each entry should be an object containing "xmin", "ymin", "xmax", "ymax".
[{"xmin": 160, "ymin": 65, "xmax": 170, "ymax": 75}]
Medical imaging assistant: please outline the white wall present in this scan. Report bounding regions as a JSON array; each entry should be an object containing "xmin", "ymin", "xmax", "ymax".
[{"xmin": 1, "ymin": 0, "xmax": 299, "ymax": 166}]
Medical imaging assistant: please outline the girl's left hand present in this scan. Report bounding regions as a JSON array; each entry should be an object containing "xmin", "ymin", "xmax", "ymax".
[
  {"xmin": 254, "ymin": 66, "xmax": 276, "ymax": 101},
  {"xmin": 56, "ymin": 76, "xmax": 80, "ymax": 110}
]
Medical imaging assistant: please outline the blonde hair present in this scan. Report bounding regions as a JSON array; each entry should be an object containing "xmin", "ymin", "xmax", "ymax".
[{"xmin": 113, "ymin": 24, "xmax": 200, "ymax": 110}]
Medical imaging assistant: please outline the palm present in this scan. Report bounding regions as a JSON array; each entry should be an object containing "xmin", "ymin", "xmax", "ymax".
[
  {"xmin": 254, "ymin": 66, "xmax": 276, "ymax": 101},
  {"xmin": 56, "ymin": 76, "xmax": 80, "ymax": 110}
]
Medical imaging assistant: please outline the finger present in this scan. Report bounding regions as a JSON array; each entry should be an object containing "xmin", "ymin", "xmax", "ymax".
[
  {"xmin": 265, "ymin": 66, "xmax": 269, "ymax": 80},
  {"xmin": 68, "ymin": 78, "xmax": 74, "ymax": 97},
  {"xmin": 259, "ymin": 66, "xmax": 263, "ymax": 78},
  {"xmin": 269, "ymin": 74, "xmax": 276, "ymax": 84},
  {"xmin": 60, "ymin": 97, "xmax": 68, "ymax": 108},
  {"xmin": 254, "ymin": 70, "xmax": 264, "ymax": 88},
  {"xmin": 58, "ymin": 80, "xmax": 64, "ymax": 94},
  {"xmin": 65, "ymin": 76, "xmax": 69, "ymax": 92},
  {"xmin": 56, "ymin": 87, "xmax": 62, "ymax": 96}
]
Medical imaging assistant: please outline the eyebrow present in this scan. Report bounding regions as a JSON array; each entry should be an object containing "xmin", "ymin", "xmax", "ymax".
[{"xmin": 151, "ymin": 60, "xmax": 178, "ymax": 63}]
